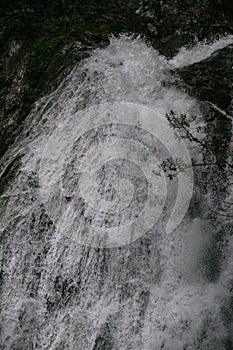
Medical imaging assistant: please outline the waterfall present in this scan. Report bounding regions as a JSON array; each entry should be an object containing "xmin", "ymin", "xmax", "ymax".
[{"xmin": 0, "ymin": 35, "xmax": 233, "ymax": 350}]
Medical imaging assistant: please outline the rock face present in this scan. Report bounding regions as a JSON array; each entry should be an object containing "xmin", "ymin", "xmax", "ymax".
[
  {"xmin": 143, "ymin": 0, "xmax": 233, "ymax": 55},
  {"xmin": 178, "ymin": 45, "xmax": 233, "ymax": 111},
  {"xmin": 176, "ymin": 44, "xmax": 233, "ymax": 167},
  {"xmin": 0, "ymin": 0, "xmax": 233, "ymax": 162}
]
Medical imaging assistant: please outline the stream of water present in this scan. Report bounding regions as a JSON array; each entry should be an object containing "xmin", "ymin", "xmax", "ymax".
[{"xmin": 0, "ymin": 35, "xmax": 233, "ymax": 350}]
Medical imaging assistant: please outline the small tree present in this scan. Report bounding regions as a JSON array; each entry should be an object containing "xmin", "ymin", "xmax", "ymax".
[{"xmin": 160, "ymin": 111, "xmax": 233, "ymax": 217}]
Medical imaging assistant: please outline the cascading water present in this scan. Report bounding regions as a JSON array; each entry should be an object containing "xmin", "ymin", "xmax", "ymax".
[{"xmin": 0, "ymin": 35, "xmax": 233, "ymax": 350}]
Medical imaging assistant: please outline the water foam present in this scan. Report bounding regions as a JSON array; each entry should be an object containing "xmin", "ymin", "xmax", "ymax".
[{"xmin": 0, "ymin": 35, "xmax": 232, "ymax": 349}]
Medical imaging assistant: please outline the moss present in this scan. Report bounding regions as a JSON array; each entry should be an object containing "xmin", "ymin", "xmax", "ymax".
[
  {"xmin": 0, "ymin": 0, "xmax": 147, "ymax": 161},
  {"xmin": 26, "ymin": 35, "xmax": 64, "ymax": 85},
  {"xmin": 0, "ymin": 0, "xmax": 110, "ymax": 46}
]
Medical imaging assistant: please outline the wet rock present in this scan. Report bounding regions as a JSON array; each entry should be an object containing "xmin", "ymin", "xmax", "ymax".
[
  {"xmin": 177, "ymin": 45, "xmax": 233, "ymax": 111},
  {"xmin": 147, "ymin": 0, "xmax": 233, "ymax": 56},
  {"xmin": 214, "ymin": 0, "xmax": 233, "ymax": 14},
  {"xmin": 93, "ymin": 322, "xmax": 114, "ymax": 350},
  {"xmin": 1, "ymin": 0, "xmax": 233, "ymax": 162},
  {"xmin": 147, "ymin": 23, "xmax": 158, "ymax": 36}
]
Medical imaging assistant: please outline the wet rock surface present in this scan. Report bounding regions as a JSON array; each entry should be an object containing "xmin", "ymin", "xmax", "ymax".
[
  {"xmin": 1, "ymin": 0, "xmax": 233, "ymax": 163},
  {"xmin": 177, "ymin": 45, "xmax": 233, "ymax": 111}
]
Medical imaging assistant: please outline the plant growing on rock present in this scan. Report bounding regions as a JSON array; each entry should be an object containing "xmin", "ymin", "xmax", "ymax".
[
  {"xmin": 135, "ymin": 0, "xmax": 155, "ymax": 14},
  {"xmin": 162, "ymin": 110, "xmax": 232, "ymax": 173},
  {"xmin": 161, "ymin": 110, "xmax": 233, "ymax": 216}
]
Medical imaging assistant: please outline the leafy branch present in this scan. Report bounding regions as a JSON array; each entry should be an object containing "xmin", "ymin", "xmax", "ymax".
[
  {"xmin": 164, "ymin": 110, "xmax": 233, "ymax": 174},
  {"xmin": 161, "ymin": 110, "xmax": 233, "ymax": 216}
]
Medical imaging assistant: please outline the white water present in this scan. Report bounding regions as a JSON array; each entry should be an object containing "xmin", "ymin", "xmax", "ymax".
[
  {"xmin": 169, "ymin": 34, "xmax": 233, "ymax": 68},
  {"xmin": 0, "ymin": 35, "xmax": 233, "ymax": 349}
]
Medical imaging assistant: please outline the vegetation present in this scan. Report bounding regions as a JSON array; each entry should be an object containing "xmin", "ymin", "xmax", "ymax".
[
  {"xmin": 27, "ymin": 35, "xmax": 64, "ymax": 84},
  {"xmin": 0, "ymin": 0, "xmax": 145, "ymax": 90},
  {"xmin": 0, "ymin": 0, "xmax": 113, "ymax": 108},
  {"xmin": 0, "ymin": 0, "xmax": 150, "ymax": 44},
  {"xmin": 0, "ymin": 0, "xmax": 148, "ymax": 150},
  {"xmin": 0, "ymin": 0, "xmax": 108, "ymax": 78},
  {"xmin": 161, "ymin": 111, "xmax": 232, "ymax": 177},
  {"xmin": 0, "ymin": 0, "xmax": 106, "ymax": 44},
  {"xmin": 135, "ymin": 0, "xmax": 155, "ymax": 14},
  {"xmin": 160, "ymin": 111, "xmax": 233, "ymax": 216}
]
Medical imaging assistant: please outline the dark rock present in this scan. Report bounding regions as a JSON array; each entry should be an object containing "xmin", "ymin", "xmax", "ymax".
[
  {"xmin": 93, "ymin": 322, "xmax": 114, "ymax": 350},
  {"xmin": 177, "ymin": 45, "xmax": 233, "ymax": 111},
  {"xmin": 214, "ymin": 0, "xmax": 233, "ymax": 15},
  {"xmin": 146, "ymin": 0, "xmax": 233, "ymax": 56},
  {"xmin": 1, "ymin": 0, "xmax": 233, "ymax": 161},
  {"xmin": 147, "ymin": 23, "xmax": 158, "ymax": 36}
]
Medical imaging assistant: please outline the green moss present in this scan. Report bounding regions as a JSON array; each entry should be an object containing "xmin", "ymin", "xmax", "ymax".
[
  {"xmin": 0, "ymin": 0, "xmax": 145, "ymax": 115},
  {"xmin": 26, "ymin": 35, "xmax": 63, "ymax": 84},
  {"xmin": 0, "ymin": 0, "xmax": 109, "ymax": 46}
]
